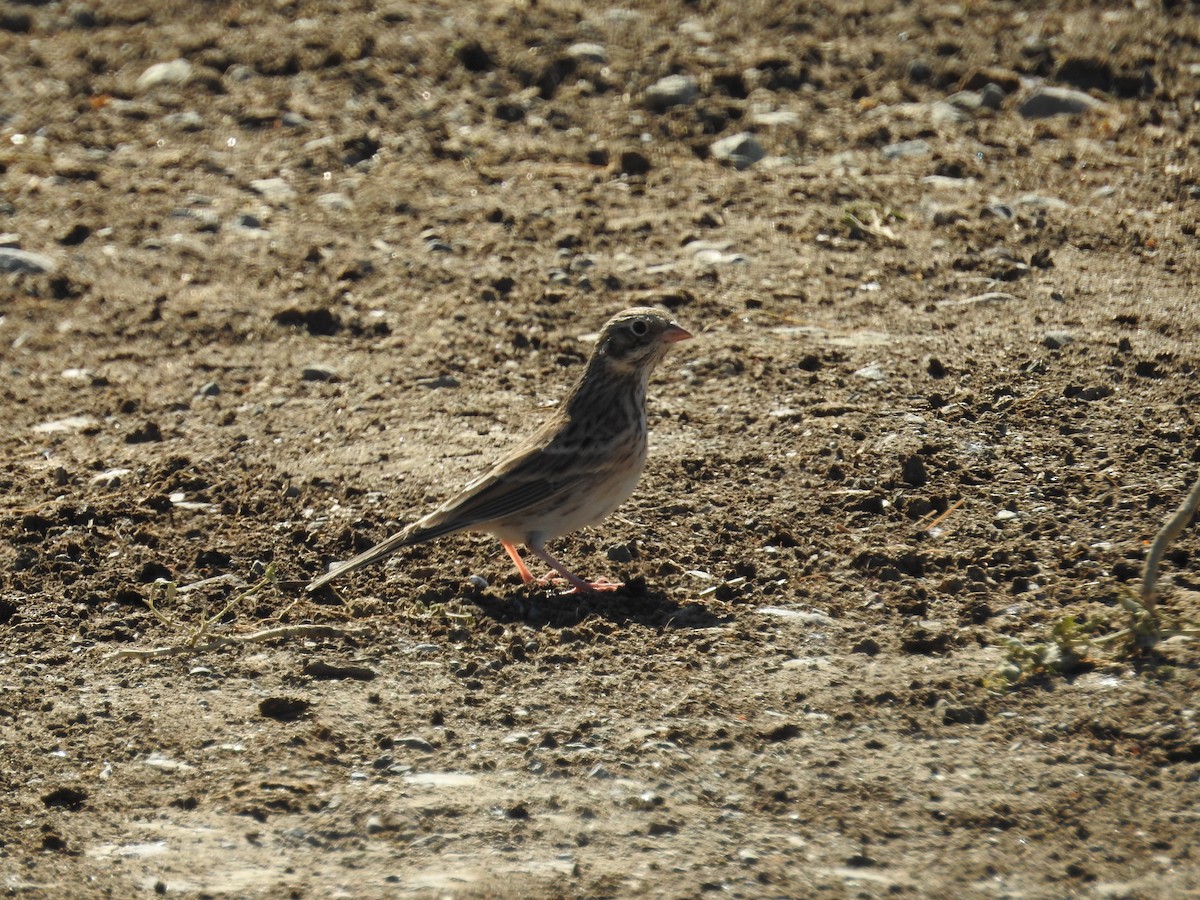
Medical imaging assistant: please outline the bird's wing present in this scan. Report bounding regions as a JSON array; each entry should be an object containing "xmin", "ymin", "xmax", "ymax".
[{"xmin": 408, "ymin": 417, "xmax": 606, "ymax": 539}]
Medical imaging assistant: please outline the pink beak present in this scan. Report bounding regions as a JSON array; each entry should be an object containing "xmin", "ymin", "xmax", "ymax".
[{"xmin": 662, "ymin": 324, "xmax": 693, "ymax": 343}]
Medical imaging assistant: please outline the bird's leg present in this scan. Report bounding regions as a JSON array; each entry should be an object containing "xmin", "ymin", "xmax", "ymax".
[
  {"xmin": 500, "ymin": 541, "xmax": 536, "ymax": 584},
  {"xmin": 527, "ymin": 543, "xmax": 623, "ymax": 594}
]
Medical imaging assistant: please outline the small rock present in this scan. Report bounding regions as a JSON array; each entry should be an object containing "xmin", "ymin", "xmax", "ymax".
[
  {"xmin": 415, "ymin": 374, "xmax": 460, "ymax": 389},
  {"xmin": 882, "ymin": 139, "xmax": 931, "ymax": 161},
  {"xmin": 607, "ymin": 543, "xmax": 634, "ymax": 563},
  {"xmin": 301, "ymin": 365, "xmax": 340, "ymax": 383},
  {"xmin": 0, "ymin": 247, "xmax": 57, "ymax": 274},
  {"xmin": 1017, "ymin": 86, "xmax": 1104, "ymax": 119},
  {"xmin": 164, "ymin": 110, "xmax": 205, "ymax": 131},
  {"xmin": 316, "ymin": 192, "xmax": 353, "ymax": 212},
  {"xmin": 945, "ymin": 90, "xmax": 983, "ymax": 111},
  {"xmin": 90, "ymin": 468, "xmax": 132, "ymax": 488},
  {"xmin": 567, "ymin": 42, "xmax": 608, "ymax": 64},
  {"xmin": 392, "ymin": 735, "xmax": 435, "ymax": 753},
  {"xmin": 751, "ymin": 110, "xmax": 801, "ymax": 127},
  {"xmin": 980, "ymin": 83, "xmax": 1006, "ymax": 109},
  {"xmin": 1013, "ymin": 193, "xmax": 1069, "ymax": 211},
  {"xmin": 234, "ymin": 213, "xmax": 265, "ymax": 230},
  {"xmin": 302, "ymin": 660, "xmax": 377, "ymax": 681},
  {"xmin": 853, "ymin": 363, "xmax": 887, "ymax": 381},
  {"xmin": 34, "ymin": 415, "xmax": 98, "ymax": 434},
  {"xmin": 136, "ymin": 58, "xmax": 194, "ymax": 91},
  {"xmin": 930, "ymin": 102, "xmax": 969, "ymax": 126},
  {"xmin": 644, "ymin": 74, "xmax": 699, "ymax": 112},
  {"xmin": 710, "ymin": 132, "xmax": 765, "ymax": 170},
  {"xmin": 249, "ymin": 178, "xmax": 297, "ymax": 204},
  {"xmin": 1043, "ymin": 331, "xmax": 1074, "ymax": 349}
]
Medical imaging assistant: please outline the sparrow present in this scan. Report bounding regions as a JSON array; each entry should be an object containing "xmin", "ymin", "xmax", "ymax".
[{"xmin": 306, "ymin": 307, "xmax": 692, "ymax": 594}]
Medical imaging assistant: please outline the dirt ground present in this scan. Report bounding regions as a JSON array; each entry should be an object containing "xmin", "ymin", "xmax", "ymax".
[{"xmin": 3, "ymin": 1, "xmax": 1200, "ymax": 897}]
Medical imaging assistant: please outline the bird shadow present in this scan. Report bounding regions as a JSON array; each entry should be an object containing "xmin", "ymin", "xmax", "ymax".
[{"xmin": 464, "ymin": 576, "xmax": 731, "ymax": 631}]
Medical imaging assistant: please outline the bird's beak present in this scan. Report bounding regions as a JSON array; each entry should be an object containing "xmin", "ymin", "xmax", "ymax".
[{"xmin": 661, "ymin": 324, "xmax": 693, "ymax": 343}]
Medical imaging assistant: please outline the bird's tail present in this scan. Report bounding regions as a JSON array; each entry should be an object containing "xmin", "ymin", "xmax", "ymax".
[{"xmin": 304, "ymin": 519, "xmax": 459, "ymax": 592}]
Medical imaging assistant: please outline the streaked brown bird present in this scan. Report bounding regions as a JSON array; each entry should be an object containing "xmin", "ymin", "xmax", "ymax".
[{"xmin": 306, "ymin": 307, "xmax": 692, "ymax": 594}]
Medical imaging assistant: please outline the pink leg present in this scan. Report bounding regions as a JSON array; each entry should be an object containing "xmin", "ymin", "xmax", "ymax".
[
  {"xmin": 527, "ymin": 543, "xmax": 623, "ymax": 594},
  {"xmin": 501, "ymin": 541, "xmax": 535, "ymax": 584}
]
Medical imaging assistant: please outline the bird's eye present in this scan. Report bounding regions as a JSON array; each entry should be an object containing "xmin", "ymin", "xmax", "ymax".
[{"xmin": 629, "ymin": 319, "xmax": 649, "ymax": 337}]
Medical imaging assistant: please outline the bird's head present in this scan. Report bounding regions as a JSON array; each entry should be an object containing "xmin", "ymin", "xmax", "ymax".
[{"xmin": 591, "ymin": 307, "xmax": 692, "ymax": 377}]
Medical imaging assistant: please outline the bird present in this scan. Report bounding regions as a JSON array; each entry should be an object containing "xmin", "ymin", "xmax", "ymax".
[{"xmin": 305, "ymin": 307, "xmax": 693, "ymax": 594}]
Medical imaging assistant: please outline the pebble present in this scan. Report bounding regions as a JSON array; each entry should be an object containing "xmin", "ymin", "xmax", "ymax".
[
  {"xmin": 710, "ymin": 132, "xmax": 765, "ymax": 170},
  {"xmin": 33, "ymin": 415, "xmax": 97, "ymax": 434},
  {"xmin": 930, "ymin": 102, "xmax": 970, "ymax": 126},
  {"xmin": 90, "ymin": 468, "xmax": 132, "ymax": 488},
  {"xmin": 1017, "ymin": 86, "xmax": 1104, "ymax": 119},
  {"xmin": 402, "ymin": 772, "xmax": 478, "ymax": 787},
  {"xmin": 922, "ymin": 175, "xmax": 975, "ymax": 190},
  {"xmin": 392, "ymin": 735, "xmax": 435, "ymax": 753},
  {"xmin": 567, "ymin": 42, "xmax": 608, "ymax": 64},
  {"xmin": 415, "ymin": 374, "xmax": 460, "ymax": 389},
  {"xmin": 606, "ymin": 543, "xmax": 633, "ymax": 563},
  {"xmin": 1014, "ymin": 193, "xmax": 1069, "ymax": 210},
  {"xmin": 1043, "ymin": 331, "xmax": 1074, "ymax": 349},
  {"xmin": 0, "ymin": 247, "xmax": 57, "ymax": 274},
  {"xmin": 757, "ymin": 606, "xmax": 835, "ymax": 625},
  {"xmin": 142, "ymin": 752, "xmax": 194, "ymax": 772},
  {"xmin": 945, "ymin": 90, "xmax": 983, "ymax": 111},
  {"xmin": 644, "ymin": 74, "xmax": 699, "ymax": 112},
  {"xmin": 136, "ymin": 58, "xmax": 194, "ymax": 91},
  {"xmin": 164, "ymin": 111, "xmax": 204, "ymax": 131},
  {"xmin": 249, "ymin": 177, "xmax": 297, "ymax": 204},
  {"xmin": 751, "ymin": 110, "xmax": 801, "ymax": 127},
  {"xmin": 980, "ymin": 83, "xmax": 1006, "ymax": 109},
  {"xmin": 881, "ymin": 139, "xmax": 931, "ymax": 161},
  {"xmin": 234, "ymin": 213, "xmax": 265, "ymax": 231},
  {"xmin": 853, "ymin": 362, "xmax": 887, "ymax": 381},
  {"xmin": 316, "ymin": 192, "xmax": 352, "ymax": 212}
]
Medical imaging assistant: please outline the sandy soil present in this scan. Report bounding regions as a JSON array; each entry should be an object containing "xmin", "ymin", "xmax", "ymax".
[{"xmin": 3, "ymin": 1, "xmax": 1200, "ymax": 897}]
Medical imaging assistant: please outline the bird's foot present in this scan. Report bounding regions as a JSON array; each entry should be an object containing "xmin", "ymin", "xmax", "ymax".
[
  {"xmin": 560, "ymin": 578, "xmax": 625, "ymax": 595},
  {"xmin": 534, "ymin": 574, "xmax": 624, "ymax": 594}
]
